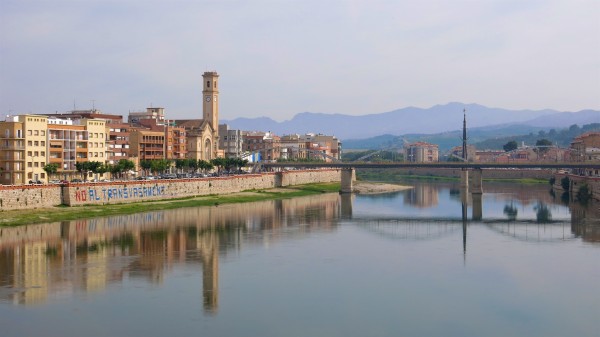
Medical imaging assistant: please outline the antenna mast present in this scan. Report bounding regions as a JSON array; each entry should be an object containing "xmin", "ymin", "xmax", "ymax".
[{"xmin": 462, "ymin": 109, "xmax": 468, "ymax": 161}]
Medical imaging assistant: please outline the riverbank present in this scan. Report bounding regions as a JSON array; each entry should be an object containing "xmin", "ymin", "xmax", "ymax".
[
  {"xmin": 353, "ymin": 181, "xmax": 412, "ymax": 194},
  {"xmin": 0, "ymin": 182, "xmax": 341, "ymax": 227}
]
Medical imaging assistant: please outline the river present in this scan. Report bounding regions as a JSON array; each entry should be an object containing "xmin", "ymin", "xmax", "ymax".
[{"xmin": 0, "ymin": 181, "xmax": 598, "ymax": 337}]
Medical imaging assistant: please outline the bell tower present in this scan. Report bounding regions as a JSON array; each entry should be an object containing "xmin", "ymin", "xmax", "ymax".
[{"xmin": 202, "ymin": 71, "xmax": 219, "ymax": 130}]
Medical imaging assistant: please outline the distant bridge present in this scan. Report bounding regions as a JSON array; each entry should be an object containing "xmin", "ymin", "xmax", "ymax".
[{"xmin": 262, "ymin": 161, "xmax": 599, "ymax": 170}]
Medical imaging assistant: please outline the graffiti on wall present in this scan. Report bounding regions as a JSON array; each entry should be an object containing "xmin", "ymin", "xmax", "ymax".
[{"xmin": 75, "ymin": 185, "xmax": 167, "ymax": 202}]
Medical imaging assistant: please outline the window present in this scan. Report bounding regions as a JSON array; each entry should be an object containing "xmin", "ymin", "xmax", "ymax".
[
  {"xmin": 34, "ymin": 151, "xmax": 39, "ymax": 156},
  {"xmin": 34, "ymin": 141, "xmax": 39, "ymax": 146},
  {"xmin": 41, "ymin": 151, "xmax": 45, "ymax": 156},
  {"xmin": 207, "ymin": 81, "xmax": 210, "ymax": 87},
  {"xmin": 34, "ymin": 130, "xmax": 39, "ymax": 136},
  {"xmin": 28, "ymin": 151, "xmax": 32, "ymax": 156},
  {"xmin": 41, "ymin": 131, "xmax": 45, "ymax": 136},
  {"xmin": 41, "ymin": 141, "xmax": 45, "ymax": 146},
  {"xmin": 28, "ymin": 130, "xmax": 32, "ymax": 136}
]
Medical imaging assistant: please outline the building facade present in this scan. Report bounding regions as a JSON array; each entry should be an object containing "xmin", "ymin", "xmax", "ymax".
[
  {"xmin": 243, "ymin": 131, "xmax": 281, "ymax": 162},
  {"xmin": 218, "ymin": 124, "xmax": 243, "ymax": 158},
  {"xmin": 404, "ymin": 142, "xmax": 439, "ymax": 163}
]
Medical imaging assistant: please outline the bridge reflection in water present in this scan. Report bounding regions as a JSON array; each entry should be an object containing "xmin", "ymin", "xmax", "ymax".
[{"xmin": 0, "ymin": 184, "xmax": 598, "ymax": 313}]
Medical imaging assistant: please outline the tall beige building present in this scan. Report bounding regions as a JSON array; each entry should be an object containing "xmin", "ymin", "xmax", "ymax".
[{"xmin": 0, "ymin": 115, "xmax": 48, "ymax": 184}]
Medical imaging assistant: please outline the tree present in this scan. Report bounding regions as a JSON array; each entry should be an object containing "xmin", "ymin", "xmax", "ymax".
[
  {"xmin": 140, "ymin": 160, "xmax": 152, "ymax": 176},
  {"xmin": 75, "ymin": 161, "xmax": 93, "ymax": 180},
  {"xmin": 175, "ymin": 159, "xmax": 186, "ymax": 173},
  {"xmin": 503, "ymin": 140, "xmax": 518, "ymax": 152},
  {"xmin": 43, "ymin": 163, "xmax": 59, "ymax": 180},
  {"xmin": 211, "ymin": 157, "xmax": 226, "ymax": 173},
  {"xmin": 535, "ymin": 139, "xmax": 553, "ymax": 155},
  {"xmin": 117, "ymin": 159, "xmax": 135, "ymax": 173},
  {"xmin": 150, "ymin": 159, "xmax": 171, "ymax": 175},
  {"xmin": 198, "ymin": 160, "xmax": 213, "ymax": 174}
]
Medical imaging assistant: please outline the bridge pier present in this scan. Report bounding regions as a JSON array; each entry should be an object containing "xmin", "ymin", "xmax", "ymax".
[
  {"xmin": 340, "ymin": 168, "xmax": 355, "ymax": 193},
  {"xmin": 470, "ymin": 168, "xmax": 483, "ymax": 194}
]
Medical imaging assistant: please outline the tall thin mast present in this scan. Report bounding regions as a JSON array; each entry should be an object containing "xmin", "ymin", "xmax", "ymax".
[{"xmin": 462, "ymin": 109, "xmax": 468, "ymax": 161}]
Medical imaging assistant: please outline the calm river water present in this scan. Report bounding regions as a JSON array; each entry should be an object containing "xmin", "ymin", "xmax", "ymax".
[{"xmin": 1, "ymin": 181, "xmax": 599, "ymax": 337}]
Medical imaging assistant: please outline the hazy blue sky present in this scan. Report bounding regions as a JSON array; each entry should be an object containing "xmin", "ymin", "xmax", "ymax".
[{"xmin": 1, "ymin": 0, "xmax": 599, "ymax": 121}]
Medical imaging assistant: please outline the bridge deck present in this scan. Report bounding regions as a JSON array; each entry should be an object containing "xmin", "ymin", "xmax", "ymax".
[{"xmin": 263, "ymin": 162, "xmax": 600, "ymax": 169}]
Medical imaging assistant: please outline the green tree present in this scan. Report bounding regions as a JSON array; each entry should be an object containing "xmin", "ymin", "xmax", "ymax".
[
  {"xmin": 43, "ymin": 163, "xmax": 59, "ymax": 180},
  {"xmin": 175, "ymin": 159, "xmax": 186, "ymax": 173},
  {"xmin": 150, "ymin": 159, "xmax": 171, "ymax": 175},
  {"xmin": 211, "ymin": 157, "xmax": 226, "ymax": 173},
  {"xmin": 198, "ymin": 160, "xmax": 213, "ymax": 174},
  {"xmin": 535, "ymin": 139, "xmax": 553, "ymax": 155},
  {"xmin": 140, "ymin": 160, "xmax": 152, "ymax": 176},
  {"xmin": 503, "ymin": 140, "xmax": 518, "ymax": 152},
  {"xmin": 75, "ymin": 161, "xmax": 92, "ymax": 180}
]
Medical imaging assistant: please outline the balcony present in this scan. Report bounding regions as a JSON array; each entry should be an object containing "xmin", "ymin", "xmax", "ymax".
[{"xmin": 0, "ymin": 144, "xmax": 25, "ymax": 150}]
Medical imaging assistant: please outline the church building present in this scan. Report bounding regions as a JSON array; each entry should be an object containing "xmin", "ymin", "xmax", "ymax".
[{"xmin": 174, "ymin": 71, "xmax": 221, "ymax": 160}]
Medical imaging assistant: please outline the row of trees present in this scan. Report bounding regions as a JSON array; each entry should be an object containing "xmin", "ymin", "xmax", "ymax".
[
  {"xmin": 503, "ymin": 139, "xmax": 554, "ymax": 153},
  {"xmin": 42, "ymin": 159, "xmax": 137, "ymax": 181},
  {"xmin": 141, "ymin": 157, "xmax": 249, "ymax": 176},
  {"xmin": 42, "ymin": 157, "xmax": 250, "ymax": 181}
]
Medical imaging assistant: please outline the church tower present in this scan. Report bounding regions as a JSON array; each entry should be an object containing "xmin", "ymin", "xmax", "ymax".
[{"xmin": 202, "ymin": 71, "xmax": 219, "ymax": 130}]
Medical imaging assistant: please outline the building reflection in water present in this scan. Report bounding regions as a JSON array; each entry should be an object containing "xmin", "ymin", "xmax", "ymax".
[
  {"xmin": 404, "ymin": 184, "xmax": 439, "ymax": 208},
  {"xmin": 0, "ymin": 193, "xmax": 341, "ymax": 312},
  {"xmin": 1, "ymin": 184, "xmax": 598, "ymax": 311}
]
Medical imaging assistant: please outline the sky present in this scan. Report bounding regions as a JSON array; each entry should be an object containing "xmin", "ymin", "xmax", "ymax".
[{"xmin": 1, "ymin": 0, "xmax": 599, "ymax": 122}]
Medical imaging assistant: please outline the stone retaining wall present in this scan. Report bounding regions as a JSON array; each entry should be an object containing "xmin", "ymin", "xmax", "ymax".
[
  {"xmin": 0, "ymin": 185, "xmax": 63, "ymax": 211},
  {"xmin": 1, "ymin": 169, "xmax": 342, "ymax": 211}
]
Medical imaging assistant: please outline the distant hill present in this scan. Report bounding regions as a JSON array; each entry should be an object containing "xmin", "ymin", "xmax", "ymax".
[
  {"xmin": 344, "ymin": 123, "xmax": 600, "ymax": 153},
  {"xmin": 222, "ymin": 102, "xmax": 599, "ymax": 141}
]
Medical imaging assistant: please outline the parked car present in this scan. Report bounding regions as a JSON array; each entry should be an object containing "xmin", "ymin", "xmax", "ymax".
[
  {"xmin": 70, "ymin": 179, "xmax": 83, "ymax": 183},
  {"xmin": 28, "ymin": 180, "xmax": 43, "ymax": 184}
]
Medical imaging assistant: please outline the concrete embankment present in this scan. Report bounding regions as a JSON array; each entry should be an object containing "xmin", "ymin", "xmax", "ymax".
[{"xmin": 0, "ymin": 169, "xmax": 342, "ymax": 211}]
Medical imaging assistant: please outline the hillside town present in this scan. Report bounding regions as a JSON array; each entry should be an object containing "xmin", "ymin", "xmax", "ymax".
[{"xmin": 1, "ymin": 71, "xmax": 599, "ymax": 185}]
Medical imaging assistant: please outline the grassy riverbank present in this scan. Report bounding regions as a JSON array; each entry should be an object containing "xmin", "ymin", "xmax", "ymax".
[{"xmin": 0, "ymin": 182, "xmax": 340, "ymax": 227}]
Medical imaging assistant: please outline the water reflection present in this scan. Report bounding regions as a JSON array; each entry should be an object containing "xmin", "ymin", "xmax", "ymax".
[
  {"xmin": 1, "ymin": 182, "xmax": 598, "ymax": 313},
  {"xmin": 0, "ymin": 194, "xmax": 341, "ymax": 311}
]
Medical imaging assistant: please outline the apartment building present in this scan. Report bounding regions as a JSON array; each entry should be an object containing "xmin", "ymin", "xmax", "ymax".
[
  {"xmin": 0, "ymin": 115, "xmax": 47, "ymax": 184},
  {"xmin": 243, "ymin": 131, "xmax": 281, "ymax": 162},
  {"xmin": 129, "ymin": 129, "xmax": 165, "ymax": 161},
  {"xmin": 108, "ymin": 123, "xmax": 131, "ymax": 165},
  {"xmin": 570, "ymin": 132, "xmax": 600, "ymax": 176},
  {"xmin": 218, "ymin": 124, "xmax": 243, "ymax": 158},
  {"xmin": 404, "ymin": 142, "xmax": 439, "ymax": 163}
]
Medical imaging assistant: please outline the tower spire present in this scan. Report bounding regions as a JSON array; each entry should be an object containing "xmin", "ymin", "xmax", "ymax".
[{"xmin": 462, "ymin": 109, "xmax": 468, "ymax": 161}]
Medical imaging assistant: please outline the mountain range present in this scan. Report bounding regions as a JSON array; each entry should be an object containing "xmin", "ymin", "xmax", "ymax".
[{"xmin": 221, "ymin": 102, "xmax": 599, "ymax": 141}]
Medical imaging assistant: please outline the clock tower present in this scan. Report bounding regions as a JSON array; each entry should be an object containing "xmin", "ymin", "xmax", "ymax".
[{"xmin": 202, "ymin": 71, "xmax": 219, "ymax": 130}]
